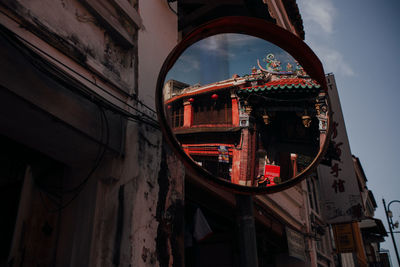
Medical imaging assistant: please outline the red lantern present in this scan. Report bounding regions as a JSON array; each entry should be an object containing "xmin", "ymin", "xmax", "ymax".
[
  {"xmin": 167, "ymin": 105, "xmax": 172, "ymax": 109},
  {"xmin": 188, "ymin": 98, "xmax": 194, "ymax": 103},
  {"xmin": 211, "ymin": 94, "xmax": 218, "ymax": 100}
]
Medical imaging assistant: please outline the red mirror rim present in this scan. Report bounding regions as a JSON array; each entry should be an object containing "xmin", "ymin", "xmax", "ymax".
[{"xmin": 156, "ymin": 16, "xmax": 331, "ymax": 194}]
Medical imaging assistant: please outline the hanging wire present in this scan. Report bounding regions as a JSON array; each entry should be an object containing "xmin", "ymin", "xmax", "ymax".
[
  {"xmin": 0, "ymin": 10, "xmax": 159, "ymax": 127},
  {"xmin": 37, "ymin": 104, "xmax": 109, "ymax": 213},
  {"xmin": 0, "ymin": 10, "xmax": 163, "ymax": 211}
]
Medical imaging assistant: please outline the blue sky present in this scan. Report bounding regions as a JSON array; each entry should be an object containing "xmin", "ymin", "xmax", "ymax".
[
  {"xmin": 298, "ymin": 0, "xmax": 400, "ymax": 263},
  {"xmin": 166, "ymin": 34, "xmax": 296, "ymax": 85}
]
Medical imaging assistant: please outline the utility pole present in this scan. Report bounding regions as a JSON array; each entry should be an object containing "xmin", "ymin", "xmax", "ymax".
[
  {"xmin": 236, "ymin": 194, "xmax": 258, "ymax": 267},
  {"xmin": 383, "ymin": 198, "xmax": 400, "ymax": 266}
]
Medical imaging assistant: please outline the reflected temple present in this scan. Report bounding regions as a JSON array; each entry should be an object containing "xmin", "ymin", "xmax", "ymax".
[{"xmin": 164, "ymin": 54, "xmax": 328, "ymax": 187}]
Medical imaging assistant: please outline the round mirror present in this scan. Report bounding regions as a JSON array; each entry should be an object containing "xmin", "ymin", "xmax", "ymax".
[{"xmin": 156, "ymin": 17, "xmax": 330, "ymax": 194}]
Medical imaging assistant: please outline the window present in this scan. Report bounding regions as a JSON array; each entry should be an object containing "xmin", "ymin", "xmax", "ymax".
[
  {"xmin": 192, "ymin": 92, "xmax": 232, "ymax": 126},
  {"xmin": 168, "ymin": 102, "xmax": 184, "ymax": 128},
  {"xmin": 307, "ymin": 173, "xmax": 320, "ymax": 214}
]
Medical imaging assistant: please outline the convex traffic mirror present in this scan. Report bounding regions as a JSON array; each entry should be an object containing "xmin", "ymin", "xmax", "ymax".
[{"xmin": 156, "ymin": 17, "xmax": 330, "ymax": 194}]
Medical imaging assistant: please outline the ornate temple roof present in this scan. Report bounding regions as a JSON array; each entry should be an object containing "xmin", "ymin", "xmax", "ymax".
[
  {"xmin": 164, "ymin": 53, "xmax": 322, "ymax": 103},
  {"xmin": 237, "ymin": 78, "xmax": 320, "ymax": 95}
]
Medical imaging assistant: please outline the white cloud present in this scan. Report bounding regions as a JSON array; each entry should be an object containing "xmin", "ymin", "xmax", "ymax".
[
  {"xmin": 313, "ymin": 45, "xmax": 355, "ymax": 76},
  {"xmin": 298, "ymin": 0, "xmax": 354, "ymax": 76},
  {"xmin": 174, "ymin": 54, "xmax": 200, "ymax": 73},
  {"xmin": 196, "ymin": 35, "xmax": 235, "ymax": 58},
  {"xmin": 226, "ymin": 34, "xmax": 260, "ymax": 45},
  {"xmin": 299, "ymin": 0, "xmax": 336, "ymax": 34}
]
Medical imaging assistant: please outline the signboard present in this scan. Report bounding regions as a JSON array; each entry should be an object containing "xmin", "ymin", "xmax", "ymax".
[
  {"xmin": 264, "ymin": 164, "xmax": 280, "ymax": 186},
  {"xmin": 332, "ymin": 223, "xmax": 356, "ymax": 253},
  {"xmin": 317, "ymin": 74, "xmax": 363, "ymax": 224},
  {"xmin": 218, "ymin": 146, "xmax": 229, "ymax": 163},
  {"xmin": 286, "ymin": 227, "xmax": 306, "ymax": 262}
]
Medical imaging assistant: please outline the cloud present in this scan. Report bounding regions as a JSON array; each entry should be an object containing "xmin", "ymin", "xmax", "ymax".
[
  {"xmin": 298, "ymin": 0, "xmax": 354, "ymax": 76},
  {"xmin": 226, "ymin": 34, "xmax": 260, "ymax": 45},
  {"xmin": 174, "ymin": 54, "xmax": 200, "ymax": 73},
  {"xmin": 313, "ymin": 45, "xmax": 355, "ymax": 76},
  {"xmin": 299, "ymin": 0, "xmax": 336, "ymax": 34},
  {"xmin": 195, "ymin": 35, "xmax": 235, "ymax": 59}
]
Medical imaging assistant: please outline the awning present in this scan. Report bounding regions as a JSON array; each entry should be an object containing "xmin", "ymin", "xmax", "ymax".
[{"xmin": 359, "ymin": 218, "xmax": 387, "ymax": 243}]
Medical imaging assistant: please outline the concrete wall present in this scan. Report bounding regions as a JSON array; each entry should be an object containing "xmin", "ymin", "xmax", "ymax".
[{"xmin": 2, "ymin": 0, "xmax": 138, "ymax": 95}]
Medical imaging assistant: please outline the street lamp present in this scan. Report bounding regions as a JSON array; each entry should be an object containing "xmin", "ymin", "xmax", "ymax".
[{"xmin": 383, "ymin": 199, "xmax": 400, "ymax": 266}]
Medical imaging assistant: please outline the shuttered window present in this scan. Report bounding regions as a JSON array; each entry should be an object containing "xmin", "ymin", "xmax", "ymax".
[
  {"xmin": 192, "ymin": 93, "xmax": 232, "ymax": 126},
  {"xmin": 167, "ymin": 101, "xmax": 184, "ymax": 128}
]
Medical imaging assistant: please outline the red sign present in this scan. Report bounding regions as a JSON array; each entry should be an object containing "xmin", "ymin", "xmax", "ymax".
[{"xmin": 264, "ymin": 164, "xmax": 280, "ymax": 186}]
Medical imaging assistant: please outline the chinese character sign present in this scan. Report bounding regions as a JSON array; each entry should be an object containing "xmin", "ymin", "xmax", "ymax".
[
  {"xmin": 264, "ymin": 164, "xmax": 280, "ymax": 186},
  {"xmin": 317, "ymin": 74, "xmax": 363, "ymax": 224}
]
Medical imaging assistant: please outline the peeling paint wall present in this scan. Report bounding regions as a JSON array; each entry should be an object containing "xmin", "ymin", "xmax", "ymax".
[
  {"xmin": 2, "ymin": 0, "xmax": 137, "ymax": 94},
  {"xmin": 87, "ymin": 123, "xmax": 184, "ymax": 267}
]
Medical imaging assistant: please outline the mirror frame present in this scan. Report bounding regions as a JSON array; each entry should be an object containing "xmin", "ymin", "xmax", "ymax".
[{"xmin": 156, "ymin": 16, "xmax": 331, "ymax": 194}]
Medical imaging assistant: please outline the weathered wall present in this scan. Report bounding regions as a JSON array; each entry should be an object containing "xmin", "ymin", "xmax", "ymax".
[
  {"xmin": 2, "ymin": 0, "xmax": 137, "ymax": 95},
  {"xmin": 0, "ymin": 0, "xmax": 182, "ymax": 266},
  {"xmin": 83, "ymin": 124, "xmax": 184, "ymax": 267}
]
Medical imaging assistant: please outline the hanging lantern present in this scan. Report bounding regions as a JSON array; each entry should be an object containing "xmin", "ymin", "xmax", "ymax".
[
  {"xmin": 262, "ymin": 114, "xmax": 270, "ymax": 125},
  {"xmin": 244, "ymin": 101, "xmax": 252, "ymax": 114},
  {"xmin": 211, "ymin": 94, "xmax": 218, "ymax": 100},
  {"xmin": 188, "ymin": 98, "xmax": 194, "ymax": 103},
  {"xmin": 302, "ymin": 115, "xmax": 312, "ymax": 128},
  {"xmin": 167, "ymin": 105, "xmax": 172, "ymax": 109}
]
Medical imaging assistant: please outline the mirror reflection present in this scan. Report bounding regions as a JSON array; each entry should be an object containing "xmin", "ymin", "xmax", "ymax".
[{"xmin": 163, "ymin": 34, "xmax": 328, "ymax": 188}]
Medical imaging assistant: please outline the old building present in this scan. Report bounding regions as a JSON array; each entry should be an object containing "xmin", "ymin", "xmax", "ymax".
[
  {"xmin": 0, "ymin": 0, "xmax": 180, "ymax": 266},
  {"xmin": 165, "ymin": 60, "xmax": 326, "ymax": 186},
  {"xmin": 320, "ymin": 74, "xmax": 387, "ymax": 267}
]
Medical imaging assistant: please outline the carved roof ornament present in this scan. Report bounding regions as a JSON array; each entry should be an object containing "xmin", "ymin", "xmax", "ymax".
[
  {"xmin": 257, "ymin": 53, "xmax": 309, "ymax": 78},
  {"xmin": 265, "ymin": 53, "xmax": 282, "ymax": 72}
]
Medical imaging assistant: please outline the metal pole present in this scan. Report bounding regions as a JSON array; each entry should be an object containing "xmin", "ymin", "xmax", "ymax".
[
  {"xmin": 383, "ymin": 198, "xmax": 400, "ymax": 266},
  {"xmin": 236, "ymin": 194, "xmax": 258, "ymax": 267}
]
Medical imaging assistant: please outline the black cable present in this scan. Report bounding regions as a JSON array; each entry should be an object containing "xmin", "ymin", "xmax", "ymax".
[
  {"xmin": 36, "ymin": 103, "xmax": 108, "ymax": 212},
  {"xmin": 0, "ymin": 24, "xmax": 162, "ymax": 131},
  {"xmin": 0, "ymin": 11, "xmax": 158, "ymax": 123},
  {"xmin": 39, "ymin": 105, "xmax": 110, "ymax": 213},
  {"xmin": 16, "ymin": 33, "xmax": 159, "ymax": 123},
  {"xmin": 0, "ymin": 10, "xmax": 163, "ymax": 211}
]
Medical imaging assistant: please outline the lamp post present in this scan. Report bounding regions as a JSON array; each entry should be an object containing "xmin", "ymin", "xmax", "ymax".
[{"xmin": 383, "ymin": 199, "xmax": 400, "ymax": 266}]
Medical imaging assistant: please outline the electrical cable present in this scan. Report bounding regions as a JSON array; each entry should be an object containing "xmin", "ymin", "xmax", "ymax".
[
  {"xmin": 0, "ymin": 9, "xmax": 163, "ymax": 212},
  {"xmin": 38, "ymin": 104, "xmax": 109, "ymax": 213},
  {"xmin": 0, "ymin": 10, "xmax": 159, "ymax": 124},
  {"xmin": 45, "ymin": 104, "xmax": 108, "ymax": 195},
  {"xmin": 2, "ymin": 24, "xmax": 161, "ymax": 131}
]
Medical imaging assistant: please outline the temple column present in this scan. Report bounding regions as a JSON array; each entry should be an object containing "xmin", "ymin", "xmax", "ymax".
[
  {"xmin": 231, "ymin": 90, "xmax": 239, "ymax": 126},
  {"xmin": 183, "ymin": 100, "xmax": 193, "ymax": 127}
]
